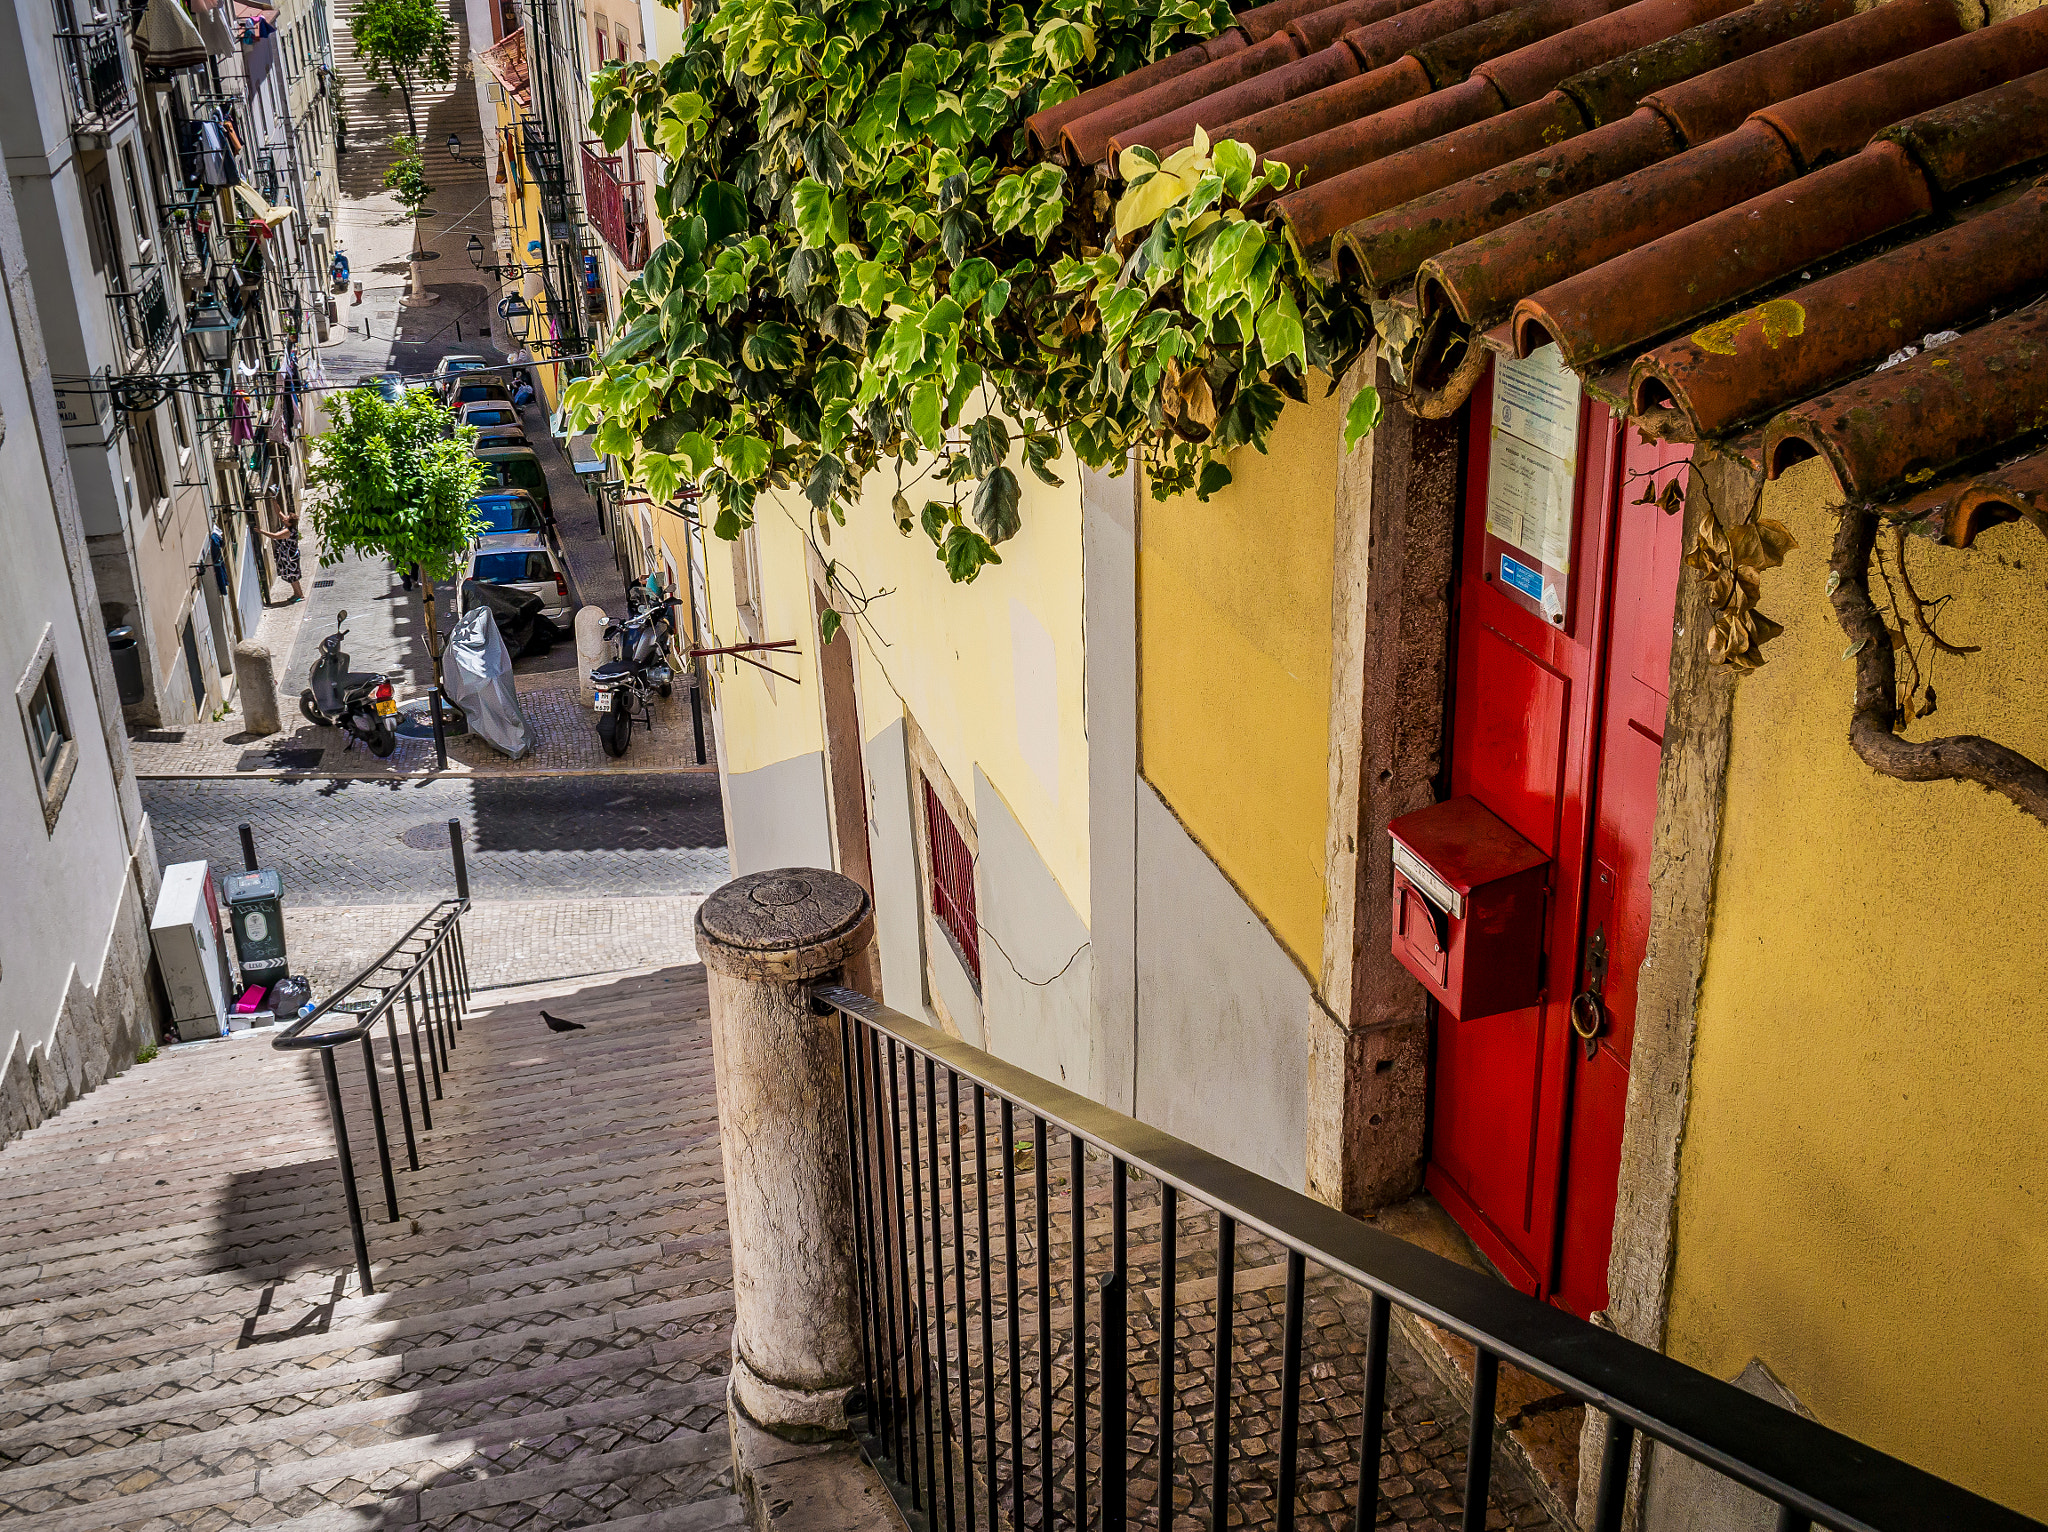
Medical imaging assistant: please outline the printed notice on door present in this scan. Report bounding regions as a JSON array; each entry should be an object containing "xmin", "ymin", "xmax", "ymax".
[{"xmin": 1486, "ymin": 345, "xmax": 1581, "ymax": 574}]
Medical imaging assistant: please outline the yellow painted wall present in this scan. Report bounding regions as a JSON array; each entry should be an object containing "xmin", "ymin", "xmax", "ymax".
[
  {"xmin": 1668, "ymin": 457, "xmax": 2048, "ymax": 1517},
  {"xmin": 1138, "ymin": 382, "xmax": 1341, "ymax": 977},
  {"xmin": 701, "ymin": 429, "xmax": 1092, "ymax": 920}
]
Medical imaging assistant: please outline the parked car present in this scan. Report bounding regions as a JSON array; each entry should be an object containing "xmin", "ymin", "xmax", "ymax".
[
  {"xmin": 456, "ymin": 402, "xmax": 523, "ymax": 432},
  {"xmin": 432, "ymin": 355, "xmax": 491, "ymax": 398},
  {"xmin": 356, "ymin": 372, "xmax": 412, "ymax": 402},
  {"xmin": 473, "ymin": 425, "xmax": 531, "ymax": 450},
  {"xmin": 448, "ymin": 378, "xmax": 515, "ymax": 410},
  {"xmin": 467, "ymin": 490, "xmax": 550, "ymax": 543},
  {"xmin": 473, "ymin": 445, "xmax": 552, "ymax": 521},
  {"xmin": 460, "ymin": 535, "xmax": 571, "ymax": 626}
]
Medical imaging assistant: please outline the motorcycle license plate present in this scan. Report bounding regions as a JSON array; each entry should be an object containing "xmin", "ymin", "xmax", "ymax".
[
  {"xmin": 374, "ymin": 699, "xmax": 397, "ymax": 717},
  {"xmin": 592, "ymin": 689, "xmax": 609, "ymax": 707}
]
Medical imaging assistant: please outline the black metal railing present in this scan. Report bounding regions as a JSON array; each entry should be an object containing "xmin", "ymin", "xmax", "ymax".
[
  {"xmin": 58, "ymin": 23, "xmax": 131, "ymax": 128},
  {"xmin": 274, "ymin": 820, "xmax": 474, "ymax": 1296},
  {"xmin": 110, "ymin": 263, "xmax": 176, "ymax": 365},
  {"xmin": 814, "ymin": 985, "xmax": 2045, "ymax": 1532}
]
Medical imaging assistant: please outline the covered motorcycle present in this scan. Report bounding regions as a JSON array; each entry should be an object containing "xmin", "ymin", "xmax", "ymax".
[
  {"xmin": 442, "ymin": 603, "xmax": 535, "ymax": 759},
  {"xmin": 460, "ymin": 577, "xmax": 559, "ymax": 659}
]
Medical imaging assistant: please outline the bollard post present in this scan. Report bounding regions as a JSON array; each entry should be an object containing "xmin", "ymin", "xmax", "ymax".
[
  {"xmin": 239, "ymin": 823, "xmax": 259, "ymax": 873},
  {"xmin": 690, "ymin": 681, "xmax": 706, "ymax": 764},
  {"xmin": 447, "ymin": 819, "xmax": 469, "ymax": 899},
  {"xmin": 233, "ymin": 642, "xmax": 282, "ymax": 735},
  {"xmin": 696, "ymin": 870, "xmax": 886, "ymax": 1522},
  {"xmin": 430, "ymin": 689, "xmax": 449, "ymax": 771}
]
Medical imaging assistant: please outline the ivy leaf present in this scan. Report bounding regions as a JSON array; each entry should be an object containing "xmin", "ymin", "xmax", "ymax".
[
  {"xmin": 697, "ymin": 181, "xmax": 748, "ymax": 245},
  {"xmin": 674, "ymin": 431, "xmax": 715, "ymax": 478},
  {"xmin": 972, "ymin": 464, "xmax": 1023, "ymax": 544},
  {"xmin": 805, "ymin": 454, "xmax": 846, "ymax": 510},
  {"xmin": 821, "ymin": 303, "xmax": 870, "ymax": 352},
  {"xmin": 941, "ymin": 206, "xmax": 985, "ymax": 269},
  {"xmin": 909, "ymin": 380, "xmax": 944, "ymax": 449},
  {"xmin": 844, "ymin": 0, "xmax": 887, "ymax": 42},
  {"xmin": 942, "ymin": 523, "xmax": 1003, "ymax": 582},
  {"xmin": 722, "ymin": 432, "xmax": 771, "ymax": 483},
  {"xmin": 821, "ymin": 607, "xmax": 843, "ymax": 646},
  {"xmin": 1342, "ymin": 385, "xmax": 1381, "ymax": 453},
  {"xmin": 982, "ymin": 278, "xmax": 1011, "ymax": 320},
  {"xmin": 1256, "ymin": 286, "xmax": 1306, "ymax": 374},
  {"xmin": 1023, "ymin": 432, "xmax": 1064, "ymax": 486},
  {"xmin": 600, "ymin": 312, "xmax": 660, "ymax": 367},
  {"xmin": 968, "ymin": 414, "xmax": 1010, "ymax": 476},
  {"xmin": 743, "ymin": 323, "xmax": 801, "ymax": 372},
  {"xmin": 1197, "ymin": 459, "xmax": 1233, "ymax": 498},
  {"xmin": 802, "ymin": 123, "xmax": 849, "ymax": 190},
  {"xmin": 920, "ymin": 499, "xmax": 952, "ymax": 545}
]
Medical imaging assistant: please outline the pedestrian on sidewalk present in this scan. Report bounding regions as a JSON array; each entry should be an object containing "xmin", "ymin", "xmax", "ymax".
[
  {"xmin": 257, "ymin": 507, "xmax": 305, "ymax": 603},
  {"xmin": 400, "ymin": 561, "xmax": 420, "ymax": 591},
  {"xmin": 512, "ymin": 374, "xmax": 535, "ymax": 408}
]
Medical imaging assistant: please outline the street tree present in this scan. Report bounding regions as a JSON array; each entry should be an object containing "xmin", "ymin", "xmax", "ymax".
[
  {"xmin": 306, "ymin": 386, "xmax": 484, "ymax": 688},
  {"xmin": 383, "ymin": 135, "xmax": 433, "ymax": 217},
  {"xmin": 350, "ymin": 0, "xmax": 453, "ymax": 139}
]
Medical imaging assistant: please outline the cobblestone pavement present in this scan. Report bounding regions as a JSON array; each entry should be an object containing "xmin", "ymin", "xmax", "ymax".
[
  {"xmin": 854, "ymin": 1078, "xmax": 1563, "ymax": 1532},
  {"xmin": 0, "ymin": 966, "xmax": 744, "ymax": 1531},
  {"xmin": 282, "ymin": 899, "xmax": 708, "ymax": 1000},
  {"xmin": 142, "ymin": 774, "xmax": 729, "ymax": 907}
]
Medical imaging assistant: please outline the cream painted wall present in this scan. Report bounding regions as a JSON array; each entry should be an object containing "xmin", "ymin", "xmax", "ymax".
[
  {"xmin": 704, "ymin": 428, "xmax": 1091, "ymax": 928},
  {"xmin": 1667, "ymin": 458, "xmax": 2048, "ymax": 1518},
  {"xmin": 1139, "ymin": 381, "xmax": 1341, "ymax": 978}
]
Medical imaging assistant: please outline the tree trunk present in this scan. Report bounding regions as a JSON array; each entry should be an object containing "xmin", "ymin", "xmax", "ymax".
[
  {"xmin": 421, "ymin": 581, "xmax": 444, "ymax": 691},
  {"xmin": 399, "ymin": 71, "xmax": 418, "ymax": 139}
]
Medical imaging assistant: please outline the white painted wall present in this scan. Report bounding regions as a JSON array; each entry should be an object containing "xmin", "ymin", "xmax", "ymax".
[
  {"xmin": 975, "ymin": 767, "xmax": 1092, "ymax": 1091},
  {"xmin": 0, "ymin": 170, "xmax": 150, "ymax": 1100},
  {"xmin": 1133, "ymin": 781, "xmax": 1313, "ymax": 1189},
  {"xmin": 722, "ymin": 748, "xmax": 835, "ymax": 877}
]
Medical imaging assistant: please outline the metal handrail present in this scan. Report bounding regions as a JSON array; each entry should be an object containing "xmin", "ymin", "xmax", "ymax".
[
  {"xmin": 813, "ymin": 984, "xmax": 2045, "ymax": 1532},
  {"xmin": 272, "ymin": 819, "xmax": 475, "ymax": 1296}
]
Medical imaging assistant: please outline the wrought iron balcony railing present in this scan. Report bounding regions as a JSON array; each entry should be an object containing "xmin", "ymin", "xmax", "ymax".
[
  {"xmin": 579, "ymin": 140, "xmax": 645, "ymax": 271},
  {"xmin": 57, "ymin": 23, "xmax": 132, "ymax": 132},
  {"xmin": 109, "ymin": 263, "xmax": 176, "ymax": 367}
]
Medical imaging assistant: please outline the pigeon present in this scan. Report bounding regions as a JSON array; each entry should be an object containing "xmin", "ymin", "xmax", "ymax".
[{"xmin": 541, "ymin": 1010, "xmax": 586, "ymax": 1033}]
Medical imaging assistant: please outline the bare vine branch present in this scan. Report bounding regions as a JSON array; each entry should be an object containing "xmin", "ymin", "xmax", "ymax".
[
  {"xmin": 1891, "ymin": 522, "xmax": 1980, "ymax": 657},
  {"xmin": 1829, "ymin": 508, "xmax": 2048, "ymax": 825}
]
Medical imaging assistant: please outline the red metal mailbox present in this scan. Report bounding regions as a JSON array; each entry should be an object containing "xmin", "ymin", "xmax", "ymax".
[{"xmin": 1387, "ymin": 795, "xmax": 1549, "ymax": 1021}]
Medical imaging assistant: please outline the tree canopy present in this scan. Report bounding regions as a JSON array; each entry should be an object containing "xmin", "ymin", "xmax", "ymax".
[
  {"xmin": 307, "ymin": 386, "xmax": 485, "ymax": 580},
  {"xmin": 351, "ymin": 0, "xmax": 455, "ymax": 138},
  {"xmin": 563, "ymin": 0, "xmax": 1375, "ymax": 584}
]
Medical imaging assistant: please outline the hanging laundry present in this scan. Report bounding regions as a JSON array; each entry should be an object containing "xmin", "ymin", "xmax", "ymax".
[
  {"xmin": 230, "ymin": 388, "xmax": 254, "ymax": 445},
  {"xmin": 190, "ymin": 120, "xmax": 240, "ymax": 187}
]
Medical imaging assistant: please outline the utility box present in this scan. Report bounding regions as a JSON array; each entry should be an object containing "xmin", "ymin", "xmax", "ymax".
[
  {"xmin": 151, "ymin": 862, "xmax": 228, "ymax": 1042},
  {"xmin": 223, "ymin": 869, "xmax": 288, "ymax": 984},
  {"xmin": 1388, "ymin": 796, "xmax": 1548, "ymax": 1022}
]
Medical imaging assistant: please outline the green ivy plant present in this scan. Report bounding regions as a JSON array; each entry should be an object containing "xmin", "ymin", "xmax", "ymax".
[{"xmin": 564, "ymin": 0, "xmax": 1377, "ymax": 584}]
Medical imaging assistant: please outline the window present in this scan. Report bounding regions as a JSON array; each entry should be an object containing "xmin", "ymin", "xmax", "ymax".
[
  {"xmin": 615, "ymin": 25, "xmax": 630, "ymax": 58},
  {"xmin": 169, "ymin": 394, "xmax": 190, "ymax": 458},
  {"xmin": 731, "ymin": 524, "xmax": 763, "ymax": 638},
  {"xmin": 132, "ymin": 412, "xmax": 168, "ymax": 513},
  {"xmin": 85, "ymin": 169, "xmax": 121, "ymax": 274},
  {"xmin": 924, "ymin": 778, "xmax": 981, "ymax": 985},
  {"xmin": 594, "ymin": 21, "xmax": 607, "ymax": 58},
  {"xmin": 120, "ymin": 146, "xmax": 153, "ymax": 258},
  {"xmin": 16, "ymin": 629, "xmax": 78, "ymax": 830},
  {"xmin": 472, "ymin": 550, "xmax": 556, "ymax": 582}
]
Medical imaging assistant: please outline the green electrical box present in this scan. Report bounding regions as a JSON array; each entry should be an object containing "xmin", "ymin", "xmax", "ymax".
[{"xmin": 223, "ymin": 869, "xmax": 287, "ymax": 982}]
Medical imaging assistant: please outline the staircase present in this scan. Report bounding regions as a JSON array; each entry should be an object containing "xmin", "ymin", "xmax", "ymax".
[
  {"xmin": 332, "ymin": 0, "xmax": 489, "ymax": 197},
  {"xmin": 0, "ymin": 967, "xmax": 741, "ymax": 1532}
]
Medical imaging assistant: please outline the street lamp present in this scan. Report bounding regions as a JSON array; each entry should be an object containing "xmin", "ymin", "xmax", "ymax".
[
  {"xmin": 467, "ymin": 233, "xmax": 485, "ymax": 269},
  {"xmin": 447, "ymin": 133, "xmax": 462, "ymax": 160},
  {"xmin": 187, "ymin": 293, "xmax": 238, "ymax": 367},
  {"xmin": 498, "ymin": 294, "xmax": 532, "ymax": 342}
]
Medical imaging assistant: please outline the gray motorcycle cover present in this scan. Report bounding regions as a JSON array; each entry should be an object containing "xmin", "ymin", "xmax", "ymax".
[{"xmin": 443, "ymin": 605, "xmax": 536, "ymax": 758}]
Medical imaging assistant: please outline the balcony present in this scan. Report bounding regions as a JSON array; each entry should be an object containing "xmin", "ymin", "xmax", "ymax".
[
  {"xmin": 109, "ymin": 263, "xmax": 176, "ymax": 368},
  {"xmin": 579, "ymin": 140, "xmax": 645, "ymax": 270},
  {"xmin": 57, "ymin": 22, "xmax": 133, "ymax": 136}
]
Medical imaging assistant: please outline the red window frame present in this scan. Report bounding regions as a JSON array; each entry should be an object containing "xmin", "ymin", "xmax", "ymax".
[{"xmin": 923, "ymin": 778, "xmax": 980, "ymax": 987}]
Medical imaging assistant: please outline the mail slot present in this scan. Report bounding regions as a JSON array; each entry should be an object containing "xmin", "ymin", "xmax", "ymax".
[{"xmin": 1387, "ymin": 796, "xmax": 1548, "ymax": 1021}]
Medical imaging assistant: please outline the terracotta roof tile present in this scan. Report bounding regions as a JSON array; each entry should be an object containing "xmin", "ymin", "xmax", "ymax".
[
  {"xmin": 1516, "ymin": 71, "xmax": 2048, "ymax": 369},
  {"xmin": 1628, "ymin": 183, "xmax": 2048, "ymax": 438},
  {"xmin": 1763, "ymin": 307, "xmax": 2048, "ymax": 498},
  {"xmin": 1047, "ymin": 1, "xmax": 2048, "ymax": 518}
]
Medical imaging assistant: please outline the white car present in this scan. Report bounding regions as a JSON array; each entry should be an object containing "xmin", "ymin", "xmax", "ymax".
[
  {"xmin": 455, "ymin": 401, "xmax": 523, "ymax": 433},
  {"xmin": 433, "ymin": 355, "xmax": 492, "ymax": 399},
  {"xmin": 460, "ymin": 534, "xmax": 571, "ymax": 626}
]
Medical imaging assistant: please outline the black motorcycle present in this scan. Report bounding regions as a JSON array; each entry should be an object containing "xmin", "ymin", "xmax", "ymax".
[
  {"xmin": 593, "ymin": 582, "xmax": 679, "ymax": 759},
  {"xmin": 299, "ymin": 609, "xmax": 399, "ymax": 757}
]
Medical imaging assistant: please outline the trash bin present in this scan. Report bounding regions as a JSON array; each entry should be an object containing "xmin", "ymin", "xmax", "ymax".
[
  {"xmin": 106, "ymin": 626, "xmax": 145, "ymax": 705},
  {"xmin": 223, "ymin": 869, "xmax": 288, "ymax": 985}
]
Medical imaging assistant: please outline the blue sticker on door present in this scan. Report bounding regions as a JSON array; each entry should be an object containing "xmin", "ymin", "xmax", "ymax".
[{"xmin": 1499, "ymin": 553, "xmax": 1544, "ymax": 602}]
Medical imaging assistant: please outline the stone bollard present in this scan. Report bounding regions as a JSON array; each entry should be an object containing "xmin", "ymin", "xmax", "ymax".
[
  {"xmin": 575, "ymin": 605, "xmax": 609, "ymax": 704},
  {"xmin": 696, "ymin": 870, "xmax": 907, "ymax": 1531},
  {"xmin": 233, "ymin": 642, "xmax": 282, "ymax": 736}
]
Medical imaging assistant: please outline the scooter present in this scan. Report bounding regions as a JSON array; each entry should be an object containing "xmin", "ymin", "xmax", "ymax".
[
  {"xmin": 299, "ymin": 610, "xmax": 399, "ymax": 757},
  {"xmin": 592, "ymin": 578, "xmax": 679, "ymax": 759},
  {"xmin": 330, "ymin": 249, "xmax": 350, "ymax": 292}
]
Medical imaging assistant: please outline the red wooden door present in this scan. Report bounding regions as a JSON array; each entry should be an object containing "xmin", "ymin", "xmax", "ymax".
[{"xmin": 1429, "ymin": 355, "xmax": 1688, "ymax": 1314}]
